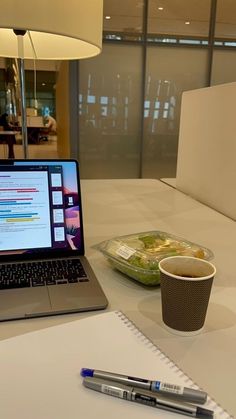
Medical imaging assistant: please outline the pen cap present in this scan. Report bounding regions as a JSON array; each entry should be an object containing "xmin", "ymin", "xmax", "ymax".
[
  {"xmin": 152, "ymin": 382, "xmax": 207, "ymax": 405},
  {"xmin": 182, "ymin": 387, "xmax": 207, "ymax": 405},
  {"xmin": 196, "ymin": 406, "xmax": 214, "ymax": 418},
  {"xmin": 81, "ymin": 368, "xmax": 94, "ymax": 377}
]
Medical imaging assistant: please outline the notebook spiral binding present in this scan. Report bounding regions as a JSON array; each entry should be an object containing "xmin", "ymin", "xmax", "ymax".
[{"xmin": 116, "ymin": 310, "xmax": 233, "ymax": 419}]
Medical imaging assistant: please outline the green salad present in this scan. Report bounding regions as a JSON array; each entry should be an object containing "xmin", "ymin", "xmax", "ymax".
[{"xmin": 96, "ymin": 231, "xmax": 213, "ymax": 286}]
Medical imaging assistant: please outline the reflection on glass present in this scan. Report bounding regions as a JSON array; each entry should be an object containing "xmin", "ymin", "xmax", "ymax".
[
  {"xmin": 215, "ymin": 0, "xmax": 236, "ymax": 40},
  {"xmin": 148, "ymin": 0, "xmax": 211, "ymax": 39},
  {"xmin": 79, "ymin": 44, "xmax": 142, "ymax": 179},
  {"xmin": 142, "ymin": 46, "xmax": 208, "ymax": 179},
  {"xmin": 103, "ymin": 0, "xmax": 144, "ymax": 41},
  {"xmin": 211, "ymin": 50, "xmax": 236, "ymax": 85}
]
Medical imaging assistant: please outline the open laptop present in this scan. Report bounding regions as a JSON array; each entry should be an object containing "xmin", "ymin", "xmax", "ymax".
[{"xmin": 0, "ymin": 159, "xmax": 108, "ymax": 321}]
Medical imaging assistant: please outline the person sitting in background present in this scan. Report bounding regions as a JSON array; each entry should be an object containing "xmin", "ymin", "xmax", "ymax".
[
  {"xmin": 0, "ymin": 112, "xmax": 12, "ymax": 130},
  {"xmin": 0, "ymin": 112, "xmax": 16, "ymax": 158},
  {"xmin": 44, "ymin": 115, "xmax": 57, "ymax": 133}
]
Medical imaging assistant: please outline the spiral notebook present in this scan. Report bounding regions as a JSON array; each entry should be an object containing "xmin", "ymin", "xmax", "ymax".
[{"xmin": 0, "ymin": 311, "xmax": 232, "ymax": 419}]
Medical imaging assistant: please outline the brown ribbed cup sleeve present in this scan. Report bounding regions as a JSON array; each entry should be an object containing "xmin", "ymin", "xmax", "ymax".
[{"xmin": 160, "ymin": 273, "xmax": 213, "ymax": 332}]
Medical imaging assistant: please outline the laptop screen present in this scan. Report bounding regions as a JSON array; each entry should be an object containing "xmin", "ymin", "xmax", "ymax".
[{"xmin": 0, "ymin": 159, "xmax": 84, "ymax": 259}]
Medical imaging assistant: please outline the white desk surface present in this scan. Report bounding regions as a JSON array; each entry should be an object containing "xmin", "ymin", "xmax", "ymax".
[
  {"xmin": 0, "ymin": 179, "xmax": 235, "ymax": 416},
  {"xmin": 161, "ymin": 177, "xmax": 177, "ymax": 188}
]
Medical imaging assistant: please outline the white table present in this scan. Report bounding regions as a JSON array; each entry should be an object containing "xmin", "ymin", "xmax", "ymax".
[
  {"xmin": 161, "ymin": 177, "xmax": 177, "ymax": 188},
  {"xmin": 0, "ymin": 179, "xmax": 235, "ymax": 416}
]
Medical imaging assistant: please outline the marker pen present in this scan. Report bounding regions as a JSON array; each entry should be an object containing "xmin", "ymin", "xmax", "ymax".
[
  {"xmin": 83, "ymin": 377, "xmax": 213, "ymax": 418},
  {"xmin": 81, "ymin": 368, "xmax": 207, "ymax": 404}
]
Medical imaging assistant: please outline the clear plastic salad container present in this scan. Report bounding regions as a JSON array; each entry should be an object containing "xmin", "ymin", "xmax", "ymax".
[{"xmin": 95, "ymin": 231, "xmax": 214, "ymax": 286}]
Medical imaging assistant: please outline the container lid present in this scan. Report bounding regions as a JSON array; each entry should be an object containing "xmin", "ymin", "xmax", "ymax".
[{"xmin": 96, "ymin": 231, "xmax": 213, "ymax": 274}]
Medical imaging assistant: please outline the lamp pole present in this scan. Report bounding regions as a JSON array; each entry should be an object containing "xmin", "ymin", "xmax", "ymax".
[{"xmin": 13, "ymin": 29, "xmax": 28, "ymax": 159}]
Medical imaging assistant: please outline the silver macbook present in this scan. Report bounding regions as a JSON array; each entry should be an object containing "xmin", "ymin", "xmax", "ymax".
[{"xmin": 0, "ymin": 159, "xmax": 108, "ymax": 321}]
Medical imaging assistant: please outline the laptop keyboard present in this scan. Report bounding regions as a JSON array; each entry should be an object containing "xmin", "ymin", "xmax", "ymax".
[{"xmin": 0, "ymin": 259, "xmax": 88, "ymax": 290}]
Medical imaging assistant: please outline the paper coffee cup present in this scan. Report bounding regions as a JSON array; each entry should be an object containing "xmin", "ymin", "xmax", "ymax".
[{"xmin": 159, "ymin": 256, "xmax": 216, "ymax": 336}]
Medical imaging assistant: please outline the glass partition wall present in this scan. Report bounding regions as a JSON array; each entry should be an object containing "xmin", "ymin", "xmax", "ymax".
[
  {"xmin": 1, "ymin": 1, "xmax": 236, "ymax": 171},
  {"xmin": 211, "ymin": 0, "xmax": 236, "ymax": 85},
  {"xmin": 79, "ymin": 0, "xmax": 211, "ymax": 178},
  {"xmin": 142, "ymin": 46, "xmax": 209, "ymax": 178},
  {"xmin": 79, "ymin": 0, "xmax": 227, "ymax": 179},
  {"xmin": 79, "ymin": 44, "xmax": 143, "ymax": 179},
  {"xmin": 142, "ymin": 0, "xmax": 211, "ymax": 178}
]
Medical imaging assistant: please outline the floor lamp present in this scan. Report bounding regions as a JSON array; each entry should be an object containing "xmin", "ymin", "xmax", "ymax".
[{"xmin": 0, "ymin": 0, "xmax": 103, "ymax": 159}]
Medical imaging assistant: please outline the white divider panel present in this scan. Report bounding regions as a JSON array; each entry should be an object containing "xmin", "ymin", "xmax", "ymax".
[{"xmin": 176, "ymin": 81, "xmax": 236, "ymax": 220}]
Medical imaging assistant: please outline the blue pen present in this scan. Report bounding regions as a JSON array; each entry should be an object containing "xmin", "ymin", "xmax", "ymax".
[{"xmin": 81, "ymin": 368, "xmax": 207, "ymax": 405}]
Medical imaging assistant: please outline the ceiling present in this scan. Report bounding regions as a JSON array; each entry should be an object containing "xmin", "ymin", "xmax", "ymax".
[
  {"xmin": 103, "ymin": 0, "xmax": 236, "ymax": 38},
  {"xmin": 1, "ymin": 1, "xmax": 235, "ymax": 74}
]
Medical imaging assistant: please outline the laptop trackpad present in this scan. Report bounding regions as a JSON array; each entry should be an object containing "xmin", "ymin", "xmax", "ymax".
[
  {"xmin": 0, "ymin": 287, "xmax": 52, "ymax": 320},
  {"xmin": 49, "ymin": 283, "xmax": 97, "ymax": 311}
]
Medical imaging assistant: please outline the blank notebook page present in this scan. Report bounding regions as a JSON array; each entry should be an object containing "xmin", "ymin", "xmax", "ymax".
[{"xmin": 0, "ymin": 311, "xmax": 232, "ymax": 419}]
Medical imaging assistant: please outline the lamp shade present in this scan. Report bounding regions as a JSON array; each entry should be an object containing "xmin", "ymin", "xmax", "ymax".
[{"xmin": 0, "ymin": 0, "xmax": 103, "ymax": 59}]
